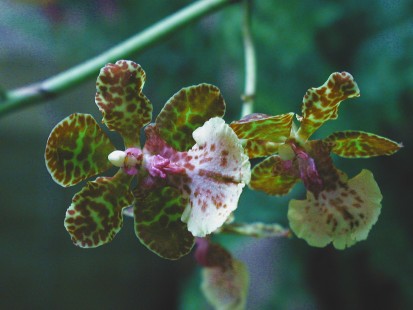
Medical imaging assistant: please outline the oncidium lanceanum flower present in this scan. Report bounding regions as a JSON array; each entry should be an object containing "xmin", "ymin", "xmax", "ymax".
[
  {"xmin": 230, "ymin": 72, "xmax": 402, "ymax": 249},
  {"xmin": 195, "ymin": 238, "xmax": 249, "ymax": 310},
  {"xmin": 45, "ymin": 60, "xmax": 250, "ymax": 259}
]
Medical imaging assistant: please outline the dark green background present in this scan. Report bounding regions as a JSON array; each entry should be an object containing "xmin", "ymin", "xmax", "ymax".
[{"xmin": 1, "ymin": 0, "xmax": 412, "ymax": 309}]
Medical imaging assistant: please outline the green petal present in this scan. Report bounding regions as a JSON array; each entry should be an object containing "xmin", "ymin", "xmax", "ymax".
[
  {"xmin": 325, "ymin": 131, "xmax": 402, "ymax": 158},
  {"xmin": 64, "ymin": 171, "xmax": 133, "ymax": 248},
  {"xmin": 155, "ymin": 84, "xmax": 225, "ymax": 151},
  {"xmin": 249, "ymin": 155, "xmax": 299, "ymax": 195},
  {"xmin": 297, "ymin": 72, "xmax": 360, "ymax": 142},
  {"xmin": 201, "ymin": 256, "xmax": 249, "ymax": 310},
  {"xmin": 45, "ymin": 113, "xmax": 115, "ymax": 187},
  {"xmin": 95, "ymin": 60, "xmax": 152, "ymax": 147},
  {"xmin": 288, "ymin": 169, "xmax": 382, "ymax": 249},
  {"xmin": 134, "ymin": 186, "xmax": 194, "ymax": 260},
  {"xmin": 230, "ymin": 112, "xmax": 294, "ymax": 142}
]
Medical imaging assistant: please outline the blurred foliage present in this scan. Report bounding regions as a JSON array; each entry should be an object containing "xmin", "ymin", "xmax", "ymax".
[{"xmin": 0, "ymin": 0, "xmax": 412, "ymax": 309}]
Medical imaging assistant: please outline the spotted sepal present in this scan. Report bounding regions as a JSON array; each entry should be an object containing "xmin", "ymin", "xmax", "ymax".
[
  {"xmin": 95, "ymin": 60, "xmax": 152, "ymax": 147},
  {"xmin": 249, "ymin": 155, "xmax": 299, "ymax": 195},
  {"xmin": 242, "ymin": 140, "xmax": 281, "ymax": 158},
  {"xmin": 177, "ymin": 117, "xmax": 251, "ymax": 237},
  {"xmin": 134, "ymin": 186, "xmax": 194, "ymax": 260},
  {"xmin": 244, "ymin": 140, "xmax": 281, "ymax": 158},
  {"xmin": 64, "ymin": 171, "xmax": 133, "ymax": 248},
  {"xmin": 325, "ymin": 131, "xmax": 402, "ymax": 158},
  {"xmin": 155, "ymin": 84, "xmax": 225, "ymax": 151},
  {"xmin": 230, "ymin": 112, "xmax": 294, "ymax": 142},
  {"xmin": 199, "ymin": 242, "xmax": 249, "ymax": 310},
  {"xmin": 288, "ymin": 169, "xmax": 382, "ymax": 249},
  {"xmin": 297, "ymin": 72, "xmax": 360, "ymax": 142},
  {"xmin": 45, "ymin": 113, "xmax": 115, "ymax": 187}
]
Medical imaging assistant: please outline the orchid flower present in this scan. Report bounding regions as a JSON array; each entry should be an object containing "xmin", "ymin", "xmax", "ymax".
[
  {"xmin": 230, "ymin": 72, "xmax": 402, "ymax": 249},
  {"xmin": 195, "ymin": 238, "xmax": 249, "ymax": 310},
  {"xmin": 45, "ymin": 60, "xmax": 250, "ymax": 259}
]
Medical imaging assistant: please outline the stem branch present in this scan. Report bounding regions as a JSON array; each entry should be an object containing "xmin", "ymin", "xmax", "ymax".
[
  {"xmin": 240, "ymin": 0, "xmax": 257, "ymax": 117},
  {"xmin": 0, "ymin": 0, "xmax": 240, "ymax": 117}
]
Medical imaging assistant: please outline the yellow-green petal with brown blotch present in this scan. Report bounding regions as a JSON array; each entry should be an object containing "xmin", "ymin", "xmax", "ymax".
[
  {"xmin": 95, "ymin": 60, "xmax": 153, "ymax": 148},
  {"xmin": 45, "ymin": 113, "xmax": 115, "ymax": 187},
  {"xmin": 155, "ymin": 84, "xmax": 226, "ymax": 152},
  {"xmin": 287, "ymin": 169, "xmax": 382, "ymax": 249},
  {"xmin": 249, "ymin": 155, "xmax": 299, "ymax": 195},
  {"xmin": 325, "ymin": 131, "xmax": 402, "ymax": 158},
  {"xmin": 296, "ymin": 72, "xmax": 360, "ymax": 142},
  {"xmin": 64, "ymin": 170, "xmax": 133, "ymax": 248},
  {"xmin": 230, "ymin": 112, "xmax": 294, "ymax": 142},
  {"xmin": 134, "ymin": 186, "xmax": 194, "ymax": 260}
]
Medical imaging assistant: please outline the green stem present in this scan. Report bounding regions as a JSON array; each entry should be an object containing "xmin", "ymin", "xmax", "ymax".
[
  {"xmin": 240, "ymin": 0, "xmax": 257, "ymax": 118},
  {"xmin": 0, "ymin": 0, "xmax": 240, "ymax": 117}
]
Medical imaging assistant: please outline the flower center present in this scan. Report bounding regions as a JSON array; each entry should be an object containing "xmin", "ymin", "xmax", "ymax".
[
  {"xmin": 108, "ymin": 147, "xmax": 143, "ymax": 175},
  {"xmin": 291, "ymin": 143, "xmax": 323, "ymax": 194},
  {"xmin": 145, "ymin": 154, "xmax": 185, "ymax": 179}
]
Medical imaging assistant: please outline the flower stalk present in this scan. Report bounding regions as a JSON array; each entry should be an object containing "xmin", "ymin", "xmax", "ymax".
[
  {"xmin": 0, "ymin": 0, "xmax": 241, "ymax": 118},
  {"xmin": 241, "ymin": 0, "xmax": 257, "ymax": 117}
]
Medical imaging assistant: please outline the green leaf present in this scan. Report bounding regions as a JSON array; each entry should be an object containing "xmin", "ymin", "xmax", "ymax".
[
  {"xmin": 155, "ymin": 84, "xmax": 225, "ymax": 151},
  {"xmin": 134, "ymin": 186, "xmax": 194, "ymax": 260},
  {"xmin": 250, "ymin": 155, "xmax": 299, "ymax": 195},
  {"xmin": 325, "ymin": 130, "xmax": 402, "ymax": 158},
  {"xmin": 230, "ymin": 112, "xmax": 294, "ymax": 142},
  {"xmin": 64, "ymin": 171, "xmax": 133, "ymax": 248},
  {"xmin": 296, "ymin": 72, "xmax": 360, "ymax": 142},
  {"xmin": 45, "ymin": 113, "xmax": 115, "ymax": 187},
  {"xmin": 95, "ymin": 60, "xmax": 153, "ymax": 148}
]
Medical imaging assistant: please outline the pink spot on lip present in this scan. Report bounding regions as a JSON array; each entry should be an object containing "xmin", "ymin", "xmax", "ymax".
[{"xmin": 147, "ymin": 154, "xmax": 186, "ymax": 178}]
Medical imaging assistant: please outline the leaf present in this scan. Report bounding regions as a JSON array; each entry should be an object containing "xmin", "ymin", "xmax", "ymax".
[
  {"xmin": 325, "ymin": 130, "xmax": 402, "ymax": 158},
  {"xmin": 297, "ymin": 72, "xmax": 360, "ymax": 142},
  {"xmin": 134, "ymin": 186, "xmax": 194, "ymax": 260},
  {"xmin": 64, "ymin": 171, "xmax": 133, "ymax": 248},
  {"xmin": 288, "ymin": 169, "xmax": 382, "ymax": 249},
  {"xmin": 95, "ymin": 60, "xmax": 152, "ymax": 147},
  {"xmin": 176, "ymin": 118, "xmax": 251, "ymax": 237},
  {"xmin": 45, "ymin": 113, "xmax": 115, "ymax": 187},
  {"xmin": 155, "ymin": 84, "xmax": 225, "ymax": 151},
  {"xmin": 249, "ymin": 155, "xmax": 299, "ymax": 195},
  {"xmin": 230, "ymin": 112, "xmax": 294, "ymax": 142}
]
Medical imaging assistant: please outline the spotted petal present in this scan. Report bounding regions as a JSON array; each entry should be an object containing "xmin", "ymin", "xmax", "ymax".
[
  {"xmin": 134, "ymin": 186, "xmax": 194, "ymax": 260},
  {"xmin": 325, "ymin": 131, "xmax": 402, "ymax": 158},
  {"xmin": 177, "ymin": 117, "xmax": 251, "ymax": 237},
  {"xmin": 230, "ymin": 112, "xmax": 294, "ymax": 142},
  {"xmin": 64, "ymin": 171, "xmax": 133, "ymax": 248},
  {"xmin": 45, "ymin": 113, "xmax": 115, "ymax": 187},
  {"xmin": 155, "ymin": 84, "xmax": 225, "ymax": 151},
  {"xmin": 288, "ymin": 169, "xmax": 382, "ymax": 249},
  {"xmin": 95, "ymin": 60, "xmax": 152, "ymax": 147},
  {"xmin": 297, "ymin": 72, "xmax": 360, "ymax": 142},
  {"xmin": 201, "ymin": 245, "xmax": 249, "ymax": 310},
  {"xmin": 249, "ymin": 155, "xmax": 299, "ymax": 195}
]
